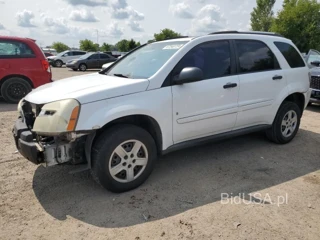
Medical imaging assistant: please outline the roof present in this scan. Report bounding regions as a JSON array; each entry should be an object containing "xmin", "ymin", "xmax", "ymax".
[{"xmin": 0, "ymin": 36, "xmax": 36, "ymax": 42}]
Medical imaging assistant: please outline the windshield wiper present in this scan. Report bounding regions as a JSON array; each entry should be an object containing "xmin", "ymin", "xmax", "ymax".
[{"xmin": 113, "ymin": 73, "xmax": 129, "ymax": 78}]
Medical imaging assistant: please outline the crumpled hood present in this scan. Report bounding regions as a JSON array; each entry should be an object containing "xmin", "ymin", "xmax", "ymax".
[{"xmin": 25, "ymin": 73, "xmax": 150, "ymax": 104}]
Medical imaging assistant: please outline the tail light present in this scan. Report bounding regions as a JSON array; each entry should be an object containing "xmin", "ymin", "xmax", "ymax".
[{"xmin": 41, "ymin": 60, "xmax": 51, "ymax": 73}]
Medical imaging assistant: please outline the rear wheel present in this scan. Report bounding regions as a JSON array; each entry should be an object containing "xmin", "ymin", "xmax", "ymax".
[
  {"xmin": 79, "ymin": 64, "xmax": 87, "ymax": 72},
  {"xmin": 1, "ymin": 77, "xmax": 32, "ymax": 103},
  {"xmin": 91, "ymin": 124, "xmax": 157, "ymax": 193},
  {"xmin": 54, "ymin": 60, "xmax": 63, "ymax": 67},
  {"xmin": 266, "ymin": 101, "xmax": 301, "ymax": 144}
]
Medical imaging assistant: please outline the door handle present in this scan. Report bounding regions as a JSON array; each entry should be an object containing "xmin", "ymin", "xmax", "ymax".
[
  {"xmin": 223, "ymin": 83, "xmax": 238, "ymax": 89},
  {"xmin": 273, "ymin": 75, "xmax": 283, "ymax": 80}
]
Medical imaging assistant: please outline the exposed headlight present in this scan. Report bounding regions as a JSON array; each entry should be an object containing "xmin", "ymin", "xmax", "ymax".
[{"xmin": 33, "ymin": 99, "xmax": 80, "ymax": 134}]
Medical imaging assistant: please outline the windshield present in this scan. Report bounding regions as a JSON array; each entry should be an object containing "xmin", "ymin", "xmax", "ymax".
[
  {"xmin": 306, "ymin": 49, "xmax": 320, "ymax": 68},
  {"xmin": 79, "ymin": 53, "xmax": 93, "ymax": 60},
  {"xmin": 106, "ymin": 41, "xmax": 188, "ymax": 79}
]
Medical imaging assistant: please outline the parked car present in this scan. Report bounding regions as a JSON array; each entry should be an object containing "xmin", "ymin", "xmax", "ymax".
[
  {"xmin": 44, "ymin": 52, "xmax": 54, "ymax": 57},
  {"xmin": 66, "ymin": 52, "xmax": 117, "ymax": 71},
  {"xmin": 101, "ymin": 62, "xmax": 114, "ymax": 70},
  {"xmin": 48, "ymin": 50, "xmax": 86, "ymax": 67},
  {"xmin": 13, "ymin": 31, "xmax": 311, "ymax": 193},
  {"xmin": 304, "ymin": 49, "xmax": 320, "ymax": 105},
  {"xmin": 0, "ymin": 36, "xmax": 52, "ymax": 103},
  {"xmin": 42, "ymin": 48, "xmax": 57, "ymax": 56}
]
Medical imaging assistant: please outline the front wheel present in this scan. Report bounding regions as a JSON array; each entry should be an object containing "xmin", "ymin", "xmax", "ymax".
[
  {"xmin": 54, "ymin": 60, "xmax": 63, "ymax": 68},
  {"xmin": 266, "ymin": 101, "xmax": 301, "ymax": 144},
  {"xmin": 79, "ymin": 64, "xmax": 87, "ymax": 71},
  {"xmin": 91, "ymin": 124, "xmax": 157, "ymax": 193}
]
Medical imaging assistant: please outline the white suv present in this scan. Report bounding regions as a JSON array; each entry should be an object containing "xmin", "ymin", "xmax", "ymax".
[
  {"xmin": 47, "ymin": 50, "xmax": 86, "ymax": 67},
  {"xmin": 13, "ymin": 31, "xmax": 311, "ymax": 193}
]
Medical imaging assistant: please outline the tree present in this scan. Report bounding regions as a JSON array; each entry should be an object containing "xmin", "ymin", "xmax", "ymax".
[
  {"xmin": 154, "ymin": 28, "xmax": 181, "ymax": 41},
  {"xmin": 128, "ymin": 39, "xmax": 141, "ymax": 51},
  {"xmin": 100, "ymin": 43, "xmax": 113, "ymax": 52},
  {"xmin": 79, "ymin": 39, "xmax": 99, "ymax": 52},
  {"xmin": 115, "ymin": 39, "xmax": 129, "ymax": 52},
  {"xmin": 51, "ymin": 42, "xmax": 69, "ymax": 53},
  {"xmin": 271, "ymin": 0, "xmax": 320, "ymax": 52},
  {"xmin": 250, "ymin": 0, "xmax": 276, "ymax": 31}
]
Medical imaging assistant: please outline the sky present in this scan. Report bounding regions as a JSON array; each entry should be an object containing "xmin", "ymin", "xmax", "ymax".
[{"xmin": 0, "ymin": 0, "xmax": 285, "ymax": 48}]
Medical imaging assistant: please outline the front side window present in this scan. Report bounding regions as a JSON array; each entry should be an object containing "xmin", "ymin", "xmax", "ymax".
[
  {"xmin": 236, "ymin": 40, "xmax": 280, "ymax": 73},
  {"xmin": 106, "ymin": 41, "xmax": 189, "ymax": 79},
  {"xmin": 274, "ymin": 42, "xmax": 305, "ymax": 68},
  {"xmin": 172, "ymin": 40, "xmax": 231, "ymax": 80},
  {"xmin": 0, "ymin": 40, "xmax": 35, "ymax": 58}
]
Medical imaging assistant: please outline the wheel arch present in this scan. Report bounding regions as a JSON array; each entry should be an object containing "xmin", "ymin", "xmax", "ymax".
[
  {"xmin": 0, "ymin": 74, "xmax": 34, "ymax": 89},
  {"xmin": 283, "ymin": 92, "xmax": 305, "ymax": 115},
  {"xmin": 93, "ymin": 114, "xmax": 163, "ymax": 155}
]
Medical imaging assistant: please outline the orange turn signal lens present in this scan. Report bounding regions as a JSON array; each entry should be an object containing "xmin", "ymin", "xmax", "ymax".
[{"xmin": 67, "ymin": 106, "xmax": 80, "ymax": 131}]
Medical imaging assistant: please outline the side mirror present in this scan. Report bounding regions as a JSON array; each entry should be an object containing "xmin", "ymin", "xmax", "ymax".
[
  {"xmin": 310, "ymin": 61, "xmax": 320, "ymax": 67},
  {"xmin": 174, "ymin": 67, "xmax": 204, "ymax": 85}
]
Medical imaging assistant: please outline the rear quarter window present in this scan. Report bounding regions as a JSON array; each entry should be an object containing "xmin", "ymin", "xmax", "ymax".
[
  {"xmin": 274, "ymin": 42, "xmax": 305, "ymax": 68},
  {"xmin": 0, "ymin": 40, "xmax": 35, "ymax": 59}
]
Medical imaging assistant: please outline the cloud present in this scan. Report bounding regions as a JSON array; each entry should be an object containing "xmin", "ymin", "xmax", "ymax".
[
  {"xmin": 42, "ymin": 15, "xmax": 70, "ymax": 34},
  {"xmin": 0, "ymin": 0, "xmax": 5, "ymax": 4},
  {"xmin": 170, "ymin": 2, "xmax": 194, "ymax": 19},
  {"xmin": 105, "ymin": 22, "xmax": 124, "ymax": 37},
  {"xmin": 189, "ymin": 4, "xmax": 225, "ymax": 34},
  {"xmin": 16, "ymin": 10, "xmax": 36, "ymax": 27},
  {"xmin": 63, "ymin": 0, "xmax": 107, "ymax": 6},
  {"xmin": 110, "ymin": 0, "xmax": 144, "ymax": 21},
  {"xmin": 69, "ymin": 9, "xmax": 99, "ymax": 22},
  {"xmin": 127, "ymin": 20, "xmax": 143, "ymax": 32},
  {"xmin": 0, "ymin": 23, "xmax": 4, "ymax": 30}
]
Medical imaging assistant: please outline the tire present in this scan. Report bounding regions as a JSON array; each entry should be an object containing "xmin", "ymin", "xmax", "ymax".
[
  {"xmin": 54, "ymin": 60, "xmax": 63, "ymax": 68},
  {"xmin": 79, "ymin": 64, "xmax": 87, "ymax": 72},
  {"xmin": 72, "ymin": 68, "xmax": 78, "ymax": 71},
  {"xmin": 1, "ymin": 77, "xmax": 32, "ymax": 103},
  {"xmin": 91, "ymin": 124, "xmax": 157, "ymax": 193},
  {"xmin": 266, "ymin": 101, "xmax": 301, "ymax": 144}
]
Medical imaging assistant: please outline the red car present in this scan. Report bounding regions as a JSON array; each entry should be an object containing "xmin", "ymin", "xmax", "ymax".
[{"xmin": 0, "ymin": 36, "xmax": 52, "ymax": 103}]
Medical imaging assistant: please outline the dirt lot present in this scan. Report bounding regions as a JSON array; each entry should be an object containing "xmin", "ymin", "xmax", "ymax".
[{"xmin": 0, "ymin": 67, "xmax": 320, "ymax": 240}]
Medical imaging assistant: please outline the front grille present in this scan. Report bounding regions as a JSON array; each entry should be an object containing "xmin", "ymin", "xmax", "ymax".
[{"xmin": 310, "ymin": 76, "xmax": 320, "ymax": 90}]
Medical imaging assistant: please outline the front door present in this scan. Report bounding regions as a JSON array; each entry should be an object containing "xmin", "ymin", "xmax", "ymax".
[
  {"xmin": 172, "ymin": 40, "xmax": 239, "ymax": 143},
  {"xmin": 87, "ymin": 54, "xmax": 100, "ymax": 69},
  {"xmin": 233, "ymin": 40, "xmax": 287, "ymax": 129}
]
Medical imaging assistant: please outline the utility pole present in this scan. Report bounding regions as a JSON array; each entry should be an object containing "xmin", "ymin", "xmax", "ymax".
[{"xmin": 96, "ymin": 30, "xmax": 99, "ymax": 45}]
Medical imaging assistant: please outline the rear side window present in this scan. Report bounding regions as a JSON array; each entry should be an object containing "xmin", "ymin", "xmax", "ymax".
[
  {"xmin": 235, "ymin": 40, "xmax": 280, "ymax": 73},
  {"xmin": 0, "ymin": 40, "xmax": 35, "ymax": 59},
  {"xmin": 274, "ymin": 42, "xmax": 305, "ymax": 68},
  {"xmin": 74, "ymin": 51, "xmax": 86, "ymax": 56},
  {"xmin": 100, "ymin": 54, "xmax": 110, "ymax": 59}
]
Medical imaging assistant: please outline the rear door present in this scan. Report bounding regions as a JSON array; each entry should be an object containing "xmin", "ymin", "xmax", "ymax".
[
  {"xmin": 0, "ymin": 39, "xmax": 38, "ymax": 82},
  {"xmin": 234, "ymin": 40, "xmax": 287, "ymax": 129},
  {"xmin": 99, "ymin": 54, "xmax": 113, "ymax": 67}
]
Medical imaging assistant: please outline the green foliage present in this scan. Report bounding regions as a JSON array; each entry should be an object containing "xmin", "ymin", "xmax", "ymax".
[
  {"xmin": 51, "ymin": 42, "xmax": 69, "ymax": 53},
  {"xmin": 79, "ymin": 39, "xmax": 99, "ymax": 52},
  {"xmin": 271, "ymin": 0, "xmax": 320, "ymax": 52},
  {"xmin": 100, "ymin": 43, "xmax": 113, "ymax": 52},
  {"xmin": 250, "ymin": 0, "xmax": 276, "ymax": 31},
  {"xmin": 154, "ymin": 28, "xmax": 181, "ymax": 41},
  {"xmin": 115, "ymin": 39, "xmax": 140, "ymax": 52}
]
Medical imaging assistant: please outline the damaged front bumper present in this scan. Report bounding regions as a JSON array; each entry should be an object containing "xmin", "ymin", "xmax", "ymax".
[{"xmin": 13, "ymin": 118, "xmax": 90, "ymax": 167}]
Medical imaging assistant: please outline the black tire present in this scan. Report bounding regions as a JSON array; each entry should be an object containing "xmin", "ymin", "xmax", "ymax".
[
  {"xmin": 79, "ymin": 64, "xmax": 87, "ymax": 71},
  {"xmin": 72, "ymin": 68, "xmax": 78, "ymax": 71},
  {"xmin": 1, "ymin": 77, "xmax": 32, "ymax": 103},
  {"xmin": 266, "ymin": 101, "xmax": 301, "ymax": 144},
  {"xmin": 91, "ymin": 124, "xmax": 157, "ymax": 193},
  {"xmin": 54, "ymin": 60, "xmax": 63, "ymax": 68}
]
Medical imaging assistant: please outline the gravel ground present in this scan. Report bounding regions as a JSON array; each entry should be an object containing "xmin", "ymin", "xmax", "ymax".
[{"xmin": 0, "ymin": 67, "xmax": 319, "ymax": 240}]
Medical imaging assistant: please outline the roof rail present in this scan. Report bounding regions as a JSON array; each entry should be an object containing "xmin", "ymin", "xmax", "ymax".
[
  {"xmin": 150, "ymin": 36, "xmax": 190, "ymax": 43},
  {"xmin": 209, "ymin": 31, "xmax": 284, "ymax": 37}
]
